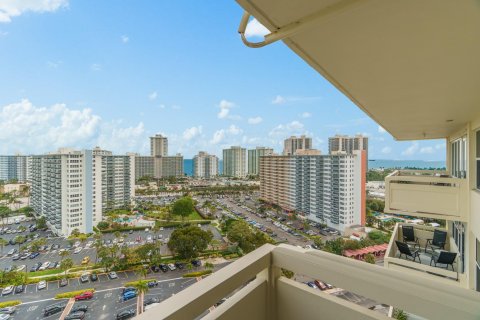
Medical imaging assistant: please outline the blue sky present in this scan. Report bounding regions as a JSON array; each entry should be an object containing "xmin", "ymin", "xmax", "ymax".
[{"xmin": 0, "ymin": 1, "xmax": 446, "ymax": 160}]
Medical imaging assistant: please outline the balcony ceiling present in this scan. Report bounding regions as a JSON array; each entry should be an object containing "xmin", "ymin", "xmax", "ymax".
[{"xmin": 236, "ymin": 0, "xmax": 480, "ymax": 140}]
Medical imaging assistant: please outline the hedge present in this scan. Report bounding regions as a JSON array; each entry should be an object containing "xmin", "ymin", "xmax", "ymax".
[
  {"xmin": 29, "ymin": 269, "xmax": 63, "ymax": 277},
  {"xmin": 0, "ymin": 300, "xmax": 21, "ymax": 308},
  {"xmin": 26, "ymin": 274, "xmax": 75, "ymax": 284},
  {"xmin": 182, "ymin": 270, "xmax": 212, "ymax": 278},
  {"xmin": 55, "ymin": 288, "xmax": 95, "ymax": 299},
  {"xmin": 124, "ymin": 279, "xmax": 156, "ymax": 287}
]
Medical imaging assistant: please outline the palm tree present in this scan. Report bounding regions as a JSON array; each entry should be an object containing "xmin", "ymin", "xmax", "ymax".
[
  {"xmin": 204, "ymin": 261, "xmax": 214, "ymax": 272},
  {"xmin": 0, "ymin": 238, "xmax": 7, "ymax": 254},
  {"xmin": 133, "ymin": 280, "xmax": 149, "ymax": 315},
  {"xmin": 0, "ymin": 206, "xmax": 11, "ymax": 226},
  {"xmin": 15, "ymin": 236, "xmax": 26, "ymax": 251},
  {"xmin": 61, "ymin": 257, "xmax": 74, "ymax": 278},
  {"xmin": 93, "ymin": 233, "xmax": 103, "ymax": 263}
]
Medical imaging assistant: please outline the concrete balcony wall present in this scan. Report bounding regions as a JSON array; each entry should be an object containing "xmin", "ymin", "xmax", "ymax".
[
  {"xmin": 136, "ymin": 244, "xmax": 480, "ymax": 320},
  {"xmin": 384, "ymin": 170, "xmax": 468, "ymax": 221}
]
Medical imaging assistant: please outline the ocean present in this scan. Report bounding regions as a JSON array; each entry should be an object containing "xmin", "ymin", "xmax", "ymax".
[
  {"xmin": 368, "ymin": 159, "xmax": 446, "ymax": 169},
  {"xmin": 183, "ymin": 159, "xmax": 445, "ymax": 176},
  {"xmin": 183, "ymin": 159, "xmax": 223, "ymax": 176}
]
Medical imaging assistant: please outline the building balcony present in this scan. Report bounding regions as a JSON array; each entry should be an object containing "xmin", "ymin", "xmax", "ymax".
[
  {"xmin": 384, "ymin": 170, "xmax": 468, "ymax": 221},
  {"xmin": 384, "ymin": 223, "xmax": 465, "ymax": 287},
  {"xmin": 136, "ymin": 244, "xmax": 479, "ymax": 320}
]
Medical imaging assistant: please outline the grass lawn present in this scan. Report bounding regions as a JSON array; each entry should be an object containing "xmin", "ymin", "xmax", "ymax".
[
  {"xmin": 146, "ymin": 210, "xmax": 203, "ymax": 221},
  {"xmin": 29, "ymin": 268, "xmax": 63, "ymax": 277}
]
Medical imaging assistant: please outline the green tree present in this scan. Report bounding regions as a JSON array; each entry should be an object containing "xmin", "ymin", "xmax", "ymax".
[
  {"xmin": 61, "ymin": 257, "xmax": 74, "ymax": 277},
  {"xmin": 133, "ymin": 280, "xmax": 149, "ymax": 315},
  {"xmin": 364, "ymin": 253, "xmax": 376, "ymax": 264},
  {"xmin": 311, "ymin": 236, "xmax": 323, "ymax": 249},
  {"xmin": 392, "ymin": 308, "xmax": 408, "ymax": 320},
  {"xmin": 36, "ymin": 216, "xmax": 47, "ymax": 229},
  {"xmin": 171, "ymin": 196, "xmax": 195, "ymax": 220},
  {"xmin": 204, "ymin": 261, "xmax": 214, "ymax": 272},
  {"xmin": 14, "ymin": 235, "xmax": 26, "ymax": 251},
  {"xmin": 97, "ymin": 221, "xmax": 110, "ymax": 230},
  {"xmin": 0, "ymin": 206, "xmax": 11, "ymax": 226},
  {"xmin": 168, "ymin": 225, "xmax": 213, "ymax": 259},
  {"xmin": 322, "ymin": 238, "xmax": 345, "ymax": 255},
  {"xmin": 0, "ymin": 238, "xmax": 7, "ymax": 252},
  {"xmin": 227, "ymin": 221, "xmax": 270, "ymax": 253}
]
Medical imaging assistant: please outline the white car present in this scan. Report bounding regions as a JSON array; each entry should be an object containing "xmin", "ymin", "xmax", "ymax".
[
  {"xmin": 2, "ymin": 285, "xmax": 14, "ymax": 296},
  {"xmin": 39, "ymin": 261, "xmax": 51, "ymax": 271},
  {"xmin": 167, "ymin": 263, "xmax": 176, "ymax": 271},
  {"xmin": 74, "ymin": 241, "xmax": 81, "ymax": 247},
  {"xmin": 15, "ymin": 265, "xmax": 26, "ymax": 272},
  {"xmin": 73, "ymin": 247, "xmax": 82, "ymax": 254},
  {"xmin": 0, "ymin": 313, "xmax": 10, "ymax": 320},
  {"xmin": 37, "ymin": 280, "xmax": 47, "ymax": 290},
  {"xmin": 85, "ymin": 241, "xmax": 93, "ymax": 248},
  {"xmin": 108, "ymin": 271, "xmax": 118, "ymax": 279}
]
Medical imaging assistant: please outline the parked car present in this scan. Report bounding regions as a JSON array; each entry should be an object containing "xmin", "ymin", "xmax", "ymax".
[
  {"xmin": 116, "ymin": 309, "xmax": 135, "ymax": 319},
  {"xmin": 6, "ymin": 249, "xmax": 16, "ymax": 256},
  {"xmin": 0, "ymin": 306, "xmax": 16, "ymax": 314},
  {"xmin": 167, "ymin": 263, "xmax": 176, "ymax": 271},
  {"xmin": 151, "ymin": 265, "xmax": 160, "ymax": 272},
  {"xmin": 29, "ymin": 252, "xmax": 39, "ymax": 259},
  {"xmin": 11, "ymin": 254, "xmax": 19, "ymax": 261},
  {"xmin": 15, "ymin": 265, "xmax": 26, "ymax": 272},
  {"xmin": 108, "ymin": 271, "xmax": 118, "ymax": 279},
  {"xmin": 122, "ymin": 287, "xmax": 136, "ymax": 294},
  {"xmin": 64, "ymin": 311, "xmax": 85, "ymax": 320},
  {"xmin": 59, "ymin": 278, "xmax": 68, "ymax": 287},
  {"xmin": 70, "ymin": 305, "xmax": 88, "ymax": 313},
  {"xmin": 37, "ymin": 280, "xmax": 47, "ymax": 290},
  {"xmin": 90, "ymin": 273, "xmax": 98, "ymax": 282},
  {"xmin": 29, "ymin": 262, "xmax": 41, "ymax": 272},
  {"xmin": 43, "ymin": 304, "xmax": 66, "ymax": 317},
  {"xmin": 1, "ymin": 286, "xmax": 14, "ymax": 296},
  {"xmin": 122, "ymin": 290, "xmax": 137, "ymax": 301},
  {"xmin": 147, "ymin": 280, "xmax": 158, "ymax": 288},
  {"xmin": 81, "ymin": 256, "xmax": 90, "ymax": 265},
  {"xmin": 314, "ymin": 280, "xmax": 328, "ymax": 291},
  {"xmin": 0, "ymin": 313, "xmax": 9, "ymax": 320},
  {"xmin": 80, "ymin": 273, "xmax": 89, "ymax": 283},
  {"xmin": 191, "ymin": 260, "xmax": 202, "ymax": 267},
  {"xmin": 74, "ymin": 291, "xmax": 93, "ymax": 301},
  {"xmin": 174, "ymin": 262, "xmax": 184, "ymax": 269},
  {"xmin": 143, "ymin": 297, "xmax": 159, "ymax": 306},
  {"xmin": 306, "ymin": 282, "xmax": 318, "ymax": 289},
  {"xmin": 39, "ymin": 261, "xmax": 51, "ymax": 271},
  {"xmin": 159, "ymin": 264, "xmax": 168, "ymax": 272},
  {"xmin": 73, "ymin": 247, "xmax": 82, "ymax": 254},
  {"xmin": 14, "ymin": 284, "xmax": 25, "ymax": 294}
]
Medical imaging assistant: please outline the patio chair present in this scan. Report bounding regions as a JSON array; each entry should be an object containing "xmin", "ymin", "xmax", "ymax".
[
  {"xmin": 395, "ymin": 241, "xmax": 421, "ymax": 263},
  {"xmin": 425, "ymin": 229, "xmax": 447, "ymax": 253},
  {"xmin": 430, "ymin": 251, "xmax": 457, "ymax": 270},
  {"xmin": 401, "ymin": 225, "xmax": 420, "ymax": 250}
]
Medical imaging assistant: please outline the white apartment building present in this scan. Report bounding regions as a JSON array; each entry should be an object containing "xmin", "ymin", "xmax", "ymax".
[
  {"xmin": 260, "ymin": 151, "xmax": 366, "ymax": 232},
  {"xmin": 283, "ymin": 135, "xmax": 312, "ymax": 155},
  {"xmin": 193, "ymin": 151, "xmax": 219, "ymax": 179},
  {"xmin": 0, "ymin": 155, "xmax": 31, "ymax": 182},
  {"xmin": 150, "ymin": 134, "xmax": 168, "ymax": 157},
  {"xmin": 31, "ymin": 148, "xmax": 134, "ymax": 236},
  {"xmin": 247, "ymin": 147, "xmax": 274, "ymax": 176},
  {"xmin": 223, "ymin": 146, "xmax": 247, "ymax": 178}
]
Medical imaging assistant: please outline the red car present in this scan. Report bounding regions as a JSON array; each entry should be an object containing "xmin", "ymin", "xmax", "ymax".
[{"xmin": 75, "ymin": 291, "xmax": 94, "ymax": 301}]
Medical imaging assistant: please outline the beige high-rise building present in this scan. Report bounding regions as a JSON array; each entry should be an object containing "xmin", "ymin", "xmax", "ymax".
[
  {"xmin": 150, "ymin": 134, "xmax": 168, "ymax": 157},
  {"xmin": 223, "ymin": 146, "xmax": 246, "ymax": 178},
  {"xmin": 193, "ymin": 151, "xmax": 219, "ymax": 179},
  {"xmin": 283, "ymin": 135, "xmax": 312, "ymax": 155},
  {"xmin": 247, "ymin": 147, "xmax": 274, "ymax": 176}
]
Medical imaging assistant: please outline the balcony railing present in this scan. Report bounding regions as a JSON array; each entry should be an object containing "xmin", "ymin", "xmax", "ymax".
[
  {"xmin": 384, "ymin": 170, "xmax": 468, "ymax": 221},
  {"xmin": 136, "ymin": 244, "xmax": 480, "ymax": 320},
  {"xmin": 384, "ymin": 223, "xmax": 465, "ymax": 286}
]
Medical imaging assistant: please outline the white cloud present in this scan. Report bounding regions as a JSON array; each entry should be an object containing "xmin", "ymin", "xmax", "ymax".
[
  {"xmin": 378, "ymin": 126, "xmax": 387, "ymax": 133},
  {"xmin": 209, "ymin": 125, "xmax": 243, "ymax": 145},
  {"xmin": 420, "ymin": 146, "xmax": 434, "ymax": 154},
  {"xmin": 148, "ymin": 91, "xmax": 157, "ymax": 101},
  {"xmin": 217, "ymin": 99, "xmax": 240, "ymax": 120},
  {"xmin": 248, "ymin": 116, "xmax": 263, "ymax": 125},
  {"xmin": 245, "ymin": 18, "xmax": 269, "ymax": 38},
  {"xmin": 381, "ymin": 146, "xmax": 392, "ymax": 154},
  {"xmin": 182, "ymin": 126, "xmax": 202, "ymax": 141},
  {"xmin": 269, "ymin": 121, "xmax": 305, "ymax": 137},
  {"xmin": 402, "ymin": 142, "xmax": 419, "ymax": 156},
  {"xmin": 90, "ymin": 63, "xmax": 101, "ymax": 71},
  {"xmin": 0, "ymin": 99, "xmax": 146, "ymax": 154},
  {"xmin": 272, "ymin": 95, "xmax": 286, "ymax": 105},
  {"xmin": 0, "ymin": 0, "xmax": 68, "ymax": 23},
  {"xmin": 121, "ymin": 35, "xmax": 129, "ymax": 43},
  {"xmin": 300, "ymin": 112, "xmax": 311, "ymax": 118}
]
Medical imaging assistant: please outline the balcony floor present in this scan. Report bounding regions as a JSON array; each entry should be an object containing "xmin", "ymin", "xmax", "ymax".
[{"xmin": 394, "ymin": 249, "xmax": 457, "ymax": 272}]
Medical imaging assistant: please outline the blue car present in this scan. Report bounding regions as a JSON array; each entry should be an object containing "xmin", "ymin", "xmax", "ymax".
[
  {"xmin": 29, "ymin": 252, "xmax": 40, "ymax": 259},
  {"xmin": 123, "ymin": 290, "xmax": 137, "ymax": 301}
]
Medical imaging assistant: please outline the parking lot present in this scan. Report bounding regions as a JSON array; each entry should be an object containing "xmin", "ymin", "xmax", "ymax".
[{"xmin": 8, "ymin": 276, "xmax": 197, "ymax": 320}]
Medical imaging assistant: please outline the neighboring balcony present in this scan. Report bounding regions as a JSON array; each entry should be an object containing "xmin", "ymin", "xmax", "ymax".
[
  {"xmin": 136, "ymin": 244, "xmax": 480, "ymax": 320},
  {"xmin": 384, "ymin": 223, "xmax": 465, "ymax": 287},
  {"xmin": 384, "ymin": 170, "xmax": 468, "ymax": 221}
]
